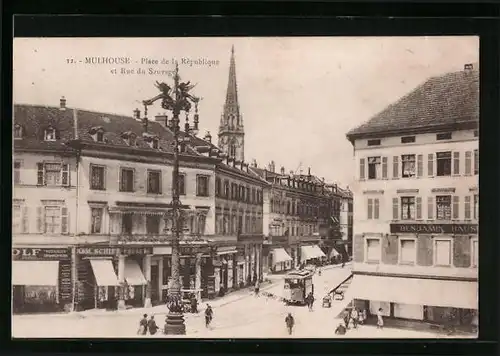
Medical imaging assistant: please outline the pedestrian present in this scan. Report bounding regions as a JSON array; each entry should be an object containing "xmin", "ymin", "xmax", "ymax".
[
  {"xmin": 343, "ymin": 309, "xmax": 351, "ymax": 329},
  {"xmin": 137, "ymin": 313, "xmax": 148, "ymax": 335},
  {"xmin": 190, "ymin": 294, "xmax": 198, "ymax": 313},
  {"xmin": 254, "ymin": 280, "xmax": 260, "ymax": 296},
  {"xmin": 285, "ymin": 312, "xmax": 295, "ymax": 335},
  {"xmin": 358, "ymin": 308, "xmax": 365, "ymax": 325},
  {"xmin": 205, "ymin": 303, "xmax": 213, "ymax": 328},
  {"xmin": 350, "ymin": 308, "xmax": 359, "ymax": 329},
  {"xmin": 308, "ymin": 292, "xmax": 315, "ymax": 311},
  {"xmin": 377, "ymin": 308, "xmax": 384, "ymax": 329},
  {"xmin": 362, "ymin": 309, "xmax": 367, "ymax": 324},
  {"xmin": 335, "ymin": 323, "xmax": 347, "ymax": 335},
  {"xmin": 148, "ymin": 315, "xmax": 159, "ymax": 335}
]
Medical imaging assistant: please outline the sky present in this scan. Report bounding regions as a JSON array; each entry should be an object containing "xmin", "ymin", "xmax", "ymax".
[{"xmin": 13, "ymin": 36, "xmax": 479, "ymax": 188}]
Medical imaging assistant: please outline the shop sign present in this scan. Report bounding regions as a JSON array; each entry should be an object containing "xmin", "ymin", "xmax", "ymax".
[
  {"xmin": 180, "ymin": 245, "xmax": 210, "ymax": 256},
  {"xmin": 390, "ymin": 223, "xmax": 478, "ymax": 235},
  {"xmin": 76, "ymin": 247, "xmax": 118, "ymax": 256},
  {"xmin": 59, "ymin": 262, "xmax": 72, "ymax": 301},
  {"xmin": 12, "ymin": 248, "xmax": 70, "ymax": 261},
  {"xmin": 121, "ymin": 247, "xmax": 153, "ymax": 255}
]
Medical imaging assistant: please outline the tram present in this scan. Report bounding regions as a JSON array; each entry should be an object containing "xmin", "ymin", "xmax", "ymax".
[{"xmin": 283, "ymin": 269, "xmax": 314, "ymax": 305}]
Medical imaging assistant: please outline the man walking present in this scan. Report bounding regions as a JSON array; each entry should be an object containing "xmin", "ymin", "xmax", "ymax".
[
  {"xmin": 137, "ymin": 314, "xmax": 148, "ymax": 335},
  {"xmin": 350, "ymin": 308, "xmax": 359, "ymax": 329},
  {"xmin": 285, "ymin": 312, "xmax": 295, "ymax": 335},
  {"xmin": 205, "ymin": 304, "xmax": 214, "ymax": 328}
]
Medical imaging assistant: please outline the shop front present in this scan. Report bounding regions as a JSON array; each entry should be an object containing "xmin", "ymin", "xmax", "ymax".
[
  {"xmin": 349, "ymin": 273, "xmax": 478, "ymax": 332},
  {"xmin": 12, "ymin": 247, "xmax": 72, "ymax": 314},
  {"xmin": 214, "ymin": 245, "xmax": 238, "ymax": 295},
  {"xmin": 269, "ymin": 247, "xmax": 293, "ymax": 273},
  {"xmin": 299, "ymin": 244, "xmax": 327, "ymax": 266},
  {"xmin": 75, "ymin": 246, "xmax": 120, "ymax": 311},
  {"xmin": 120, "ymin": 246, "xmax": 152, "ymax": 308}
]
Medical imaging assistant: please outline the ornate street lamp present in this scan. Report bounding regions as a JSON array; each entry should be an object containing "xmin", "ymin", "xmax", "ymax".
[{"xmin": 141, "ymin": 63, "xmax": 200, "ymax": 335}]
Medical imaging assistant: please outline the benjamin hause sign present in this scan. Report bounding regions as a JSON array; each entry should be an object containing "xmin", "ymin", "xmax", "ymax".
[
  {"xmin": 12, "ymin": 248, "xmax": 71, "ymax": 261},
  {"xmin": 390, "ymin": 223, "xmax": 478, "ymax": 235}
]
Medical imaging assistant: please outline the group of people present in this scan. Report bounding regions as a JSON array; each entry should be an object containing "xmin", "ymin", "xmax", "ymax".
[
  {"xmin": 137, "ymin": 314, "xmax": 159, "ymax": 335},
  {"xmin": 335, "ymin": 307, "xmax": 384, "ymax": 335}
]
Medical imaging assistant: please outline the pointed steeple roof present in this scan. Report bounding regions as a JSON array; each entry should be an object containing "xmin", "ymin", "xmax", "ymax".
[{"xmin": 223, "ymin": 45, "xmax": 240, "ymax": 118}]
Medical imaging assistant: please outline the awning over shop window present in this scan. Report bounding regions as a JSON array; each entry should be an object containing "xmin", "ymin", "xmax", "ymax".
[
  {"xmin": 349, "ymin": 274, "xmax": 478, "ymax": 310},
  {"xmin": 301, "ymin": 245, "xmax": 326, "ymax": 261},
  {"xmin": 272, "ymin": 248, "xmax": 293, "ymax": 264},
  {"xmin": 90, "ymin": 259, "xmax": 120, "ymax": 286},
  {"xmin": 217, "ymin": 247, "xmax": 238, "ymax": 256},
  {"xmin": 125, "ymin": 260, "xmax": 147, "ymax": 285},
  {"xmin": 13, "ymin": 261, "xmax": 59, "ymax": 286}
]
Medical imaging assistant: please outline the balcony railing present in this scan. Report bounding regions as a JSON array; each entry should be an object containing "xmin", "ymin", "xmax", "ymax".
[{"xmin": 113, "ymin": 233, "xmax": 206, "ymax": 244}]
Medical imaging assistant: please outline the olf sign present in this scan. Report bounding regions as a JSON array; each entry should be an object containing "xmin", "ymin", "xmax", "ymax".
[{"xmin": 12, "ymin": 248, "xmax": 42, "ymax": 259}]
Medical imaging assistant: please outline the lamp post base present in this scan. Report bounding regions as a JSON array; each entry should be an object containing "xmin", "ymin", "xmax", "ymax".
[{"xmin": 164, "ymin": 312, "xmax": 186, "ymax": 335}]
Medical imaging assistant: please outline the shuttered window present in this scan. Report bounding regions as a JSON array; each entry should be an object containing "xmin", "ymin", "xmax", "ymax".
[
  {"xmin": 178, "ymin": 174, "xmax": 186, "ymax": 195},
  {"xmin": 120, "ymin": 168, "xmax": 134, "ymax": 192},
  {"xmin": 417, "ymin": 154, "xmax": 423, "ymax": 177},
  {"xmin": 366, "ymin": 238, "xmax": 381, "ymax": 262},
  {"xmin": 367, "ymin": 199, "xmax": 373, "ymax": 219},
  {"xmin": 416, "ymin": 197, "xmax": 422, "ymax": 220},
  {"xmin": 374, "ymin": 199, "xmax": 380, "ymax": 219},
  {"xmin": 400, "ymin": 239, "xmax": 416, "ymax": 264},
  {"xmin": 427, "ymin": 154, "xmax": 434, "ymax": 176},
  {"xmin": 471, "ymin": 240, "xmax": 478, "ymax": 267},
  {"xmin": 382, "ymin": 157, "xmax": 388, "ymax": 179},
  {"xmin": 452, "ymin": 196, "xmax": 460, "ymax": 219},
  {"xmin": 465, "ymin": 151, "xmax": 472, "ymax": 175},
  {"xmin": 37, "ymin": 162, "xmax": 70, "ymax": 186},
  {"xmin": 474, "ymin": 149, "xmax": 479, "ymax": 175},
  {"xmin": 434, "ymin": 240, "xmax": 452, "ymax": 266},
  {"xmin": 12, "ymin": 205, "xmax": 22, "ymax": 233},
  {"xmin": 427, "ymin": 196, "xmax": 434, "ymax": 220},
  {"xmin": 392, "ymin": 197, "xmax": 399, "ymax": 220},
  {"xmin": 22, "ymin": 207, "xmax": 29, "ymax": 233},
  {"xmin": 453, "ymin": 152, "xmax": 460, "ymax": 175},
  {"xmin": 464, "ymin": 196, "xmax": 472, "ymax": 220},
  {"xmin": 359, "ymin": 158, "xmax": 366, "ymax": 180},
  {"xmin": 392, "ymin": 156, "xmax": 399, "ymax": 179}
]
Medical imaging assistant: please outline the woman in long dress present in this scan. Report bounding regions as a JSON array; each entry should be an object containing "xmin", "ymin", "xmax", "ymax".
[{"xmin": 376, "ymin": 308, "xmax": 384, "ymax": 329}]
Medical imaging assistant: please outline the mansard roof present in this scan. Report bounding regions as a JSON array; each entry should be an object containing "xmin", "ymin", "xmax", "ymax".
[{"xmin": 346, "ymin": 68, "xmax": 479, "ymax": 142}]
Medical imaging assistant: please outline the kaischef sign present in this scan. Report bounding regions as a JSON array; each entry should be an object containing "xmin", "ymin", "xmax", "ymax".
[{"xmin": 12, "ymin": 248, "xmax": 71, "ymax": 261}]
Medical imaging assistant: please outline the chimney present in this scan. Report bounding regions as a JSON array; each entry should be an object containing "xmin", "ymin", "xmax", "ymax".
[
  {"xmin": 271, "ymin": 160, "xmax": 275, "ymax": 172},
  {"xmin": 155, "ymin": 113, "xmax": 168, "ymax": 127},
  {"xmin": 252, "ymin": 159, "xmax": 258, "ymax": 168},
  {"xmin": 308, "ymin": 167, "xmax": 311, "ymax": 176},
  {"xmin": 60, "ymin": 96, "xmax": 66, "ymax": 111},
  {"xmin": 204, "ymin": 131, "xmax": 212, "ymax": 143},
  {"xmin": 133, "ymin": 108, "xmax": 141, "ymax": 120},
  {"xmin": 464, "ymin": 63, "xmax": 473, "ymax": 71},
  {"xmin": 280, "ymin": 166, "xmax": 285, "ymax": 175}
]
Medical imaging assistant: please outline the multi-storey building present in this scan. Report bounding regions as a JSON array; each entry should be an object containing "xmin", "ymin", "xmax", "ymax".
[
  {"xmin": 13, "ymin": 101, "xmax": 78, "ymax": 313},
  {"xmin": 337, "ymin": 186, "xmax": 354, "ymax": 256},
  {"xmin": 252, "ymin": 163, "xmax": 338, "ymax": 274},
  {"xmin": 345, "ymin": 64, "xmax": 478, "ymax": 331}
]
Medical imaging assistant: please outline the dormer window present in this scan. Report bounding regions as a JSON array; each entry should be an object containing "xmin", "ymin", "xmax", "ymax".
[
  {"xmin": 152, "ymin": 139, "xmax": 159, "ymax": 149},
  {"xmin": 14, "ymin": 124, "xmax": 23, "ymax": 139},
  {"xmin": 44, "ymin": 127, "xmax": 57, "ymax": 141},
  {"xmin": 89, "ymin": 126, "xmax": 105, "ymax": 142},
  {"xmin": 121, "ymin": 131, "xmax": 137, "ymax": 146},
  {"xmin": 142, "ymin": 133, "xmax": 160, "ymax": 149}
]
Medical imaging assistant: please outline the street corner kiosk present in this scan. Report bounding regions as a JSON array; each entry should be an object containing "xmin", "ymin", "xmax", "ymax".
[{"xmin": 12, "ymin": 247, "xmax": 72, "ymax": 313}]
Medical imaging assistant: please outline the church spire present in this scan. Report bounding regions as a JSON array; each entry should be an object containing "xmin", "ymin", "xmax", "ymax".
[{"xmin": 218, "ymin": 45, "xmax": 245, "ymax": 162}]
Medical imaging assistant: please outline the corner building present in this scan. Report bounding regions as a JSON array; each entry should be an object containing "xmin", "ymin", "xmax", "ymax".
[{"xmin": 346, "ymin": 65, "xmax": 478, "ymax": 332}]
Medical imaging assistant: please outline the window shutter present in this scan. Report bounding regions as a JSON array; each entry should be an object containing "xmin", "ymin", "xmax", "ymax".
[
  {"xmin": 427, "ymin": 197, "xmax": 434, "ymax": 220},
  {"xmin": 464, "ymin": 196, "xmax": 471, "ymax": 219},
  {"xmin": 416, "ymin": 197, "xmax": 422, "ymax": 220},
  {"xmin": 427, "ymin": 154, "xmax": 434, "ymax": 176},
  {"xmin": 374, "ymin": 199, "xmax": 380, "ymax": 219},
  {"xmin": 61, "ymin": 163, "xmax": 69, "ymax": 186},
  {"xmin": 61, "ymin": 207, "xmax": 69, "ymax": 234},
  {"xmin": 453, "ymin": 152, "xmax": 460, "ymax": 175},
  {"xmin": 37, "ymin": 206, "xmax": 45, "ymax": 233},
  {"xmin": 452, "ymin": 196, "xmax": 460, "ymax": 219},
  {"xmin": 37, "ymin": 163, "xmax": 45, "ymax": 185},
  {"xmin": 133, "ymin": 169, "xmax": 138, "ymax": 192},
  {"xmin": 392, "ymin": 198, "xmax": 399, "ymax": 220},
  {"xmin": 417, "ymin": 155, "xmax": 423, "ymax": 177},
  {"xmin": 22, "ymin": 207, "xmax": 29, "ymax": 233},
  {"xmin": 367, "ymin": 199, "xmax": 373, "ymax": 219},
  {"xmin": 359, "ymin": 158, "xmax": 365, "ymax": 180},
  {"xmin": 465, "ymin": 151, "xmax": 472, "ymax": 175},
  {"xmin": 382, "ymin": 157, "xmax": 388, "ymax": 179},
  {"xmin": 119, "ymin": 168, "xmax": 124, "ymax": 191},
  {"xmin": 392, "ymin": 156, "xmax": 399, "ymax": 179}
]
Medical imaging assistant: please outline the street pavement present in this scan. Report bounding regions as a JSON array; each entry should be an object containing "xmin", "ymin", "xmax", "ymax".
[{"xmin": 12, "ymin": 264, "xmax": 471, "ymax": 339}]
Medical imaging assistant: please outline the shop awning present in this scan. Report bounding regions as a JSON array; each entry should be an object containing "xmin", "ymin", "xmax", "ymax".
[
  {"xmin": 301, "ymin": 245, "xmax": 326, "ymax": 261},
  {"xmin": 349, "ymin": 274, "xmax": 478, "ymax": 310},
  {"xmin": 329, "ymin": 248, "xmax": 340, "ymax": 258},
  {"xmin": 217, "ymin": 247, "xmax": 238, "ymax": 256},
  {"xmin": 125, "ymin": 260, "xmax": 147, "ymax": 285},
  {"xmin": 12, "ymin": 261, "xmax": 59, "ymax": 286},
  {"xmin": 90, "ymin": 259, "xmax": 120, "ymax": 286},
  {"xmin": 272, "ymin": 248, "xmax": 293, "ymax": 264}
]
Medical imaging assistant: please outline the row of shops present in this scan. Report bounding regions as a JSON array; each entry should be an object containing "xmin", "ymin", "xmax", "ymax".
[
  {"xmin": 263, "ymin": 240, "xmax": 350, "ymax": 274},
  {"xmin": 12, "ymin": 242, "xmax": 263, "ymax": 314}
]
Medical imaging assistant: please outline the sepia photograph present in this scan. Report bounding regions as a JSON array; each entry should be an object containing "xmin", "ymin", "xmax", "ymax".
[{"xmin": 12, "ymin": 36, "xmax": 478, "ymax": 339}]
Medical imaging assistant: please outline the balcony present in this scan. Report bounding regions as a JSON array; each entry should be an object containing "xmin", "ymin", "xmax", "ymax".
[{"xmin": 111, "ymin": 233, "xmax": 207, "ymax": 245}]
